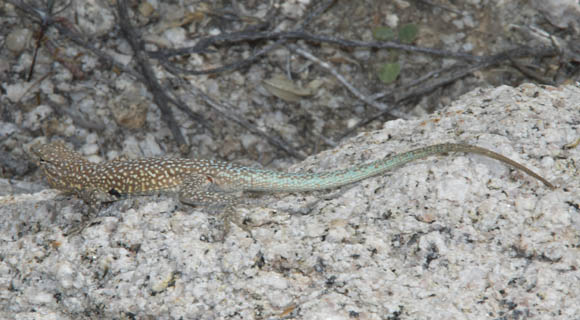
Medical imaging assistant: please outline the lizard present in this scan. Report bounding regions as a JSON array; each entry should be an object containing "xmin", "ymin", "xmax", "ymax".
[{"xmin": 31, "ymin": 141, "xmax": 555, "ymax": 207}]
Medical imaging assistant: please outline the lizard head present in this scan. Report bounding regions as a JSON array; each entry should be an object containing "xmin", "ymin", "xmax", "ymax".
[{"xmin": 31, "ymin": 141, "xmax": 92, "ymax": 190}]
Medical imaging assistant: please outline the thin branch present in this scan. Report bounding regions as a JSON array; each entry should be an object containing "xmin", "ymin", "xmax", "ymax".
[
  {"xmin": 154, "ymin": 0, "xmax": 337, "ymax": 76},
  {"xmin": 157, "ymin": 40, "xmax": 286, "ymax": 76},
  {"xmin": 288, "ymin": 44, "xmax": 408, "ymax": 119},
  {"xmin": 508, "ymin": 58, "xmax": 556, "ymax": 85},
  {"xmin": 148, "ymin": 30, "xmax": 481, "ymax": 65},
  {"xmin": 7, "ymin": 0, "xmax": 144, "ymax": 81},
  {"xmin": 164, "ymin": 65, "xmax": 307, "ymax": 160},
  {"xmin": 337, "ymin": 46, "xmax": 558, "ymax": 139},
  {"xmin": 190, "ymin": 86, "xmax": 307, "ymax": 160},
  {"xmin": 158, "ymin": 0, "xmax": 336, "ymax": 159},
  {"xmin": 116, "ymin": 0, "xmax": 187, "ymax": 149},
  {"xmin": 393, "ymin": 46, "xmax": 557, "ymax": 103}
]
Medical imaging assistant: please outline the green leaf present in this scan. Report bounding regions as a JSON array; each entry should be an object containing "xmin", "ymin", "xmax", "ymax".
[
  {"xmin": 372, "ymin": 26, "xmax": 396, "ymax": 41},
  {"xmin": 377, "ymin": 62, "xmax": 401, "ymax": 84},
  {"xmin": 398, "ymin": 24, "xmax": 419, "ymax": 43}
]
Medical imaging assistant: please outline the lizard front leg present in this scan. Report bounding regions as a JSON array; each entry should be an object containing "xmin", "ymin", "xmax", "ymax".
[{"xmin": 78, "ymin": 188, "xmax": 121, "ymax": 207}]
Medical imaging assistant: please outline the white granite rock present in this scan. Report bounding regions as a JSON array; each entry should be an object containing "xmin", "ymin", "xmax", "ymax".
[{"xmin": 1, "ymin": 84, "xmax": 578, "ymax": 319}]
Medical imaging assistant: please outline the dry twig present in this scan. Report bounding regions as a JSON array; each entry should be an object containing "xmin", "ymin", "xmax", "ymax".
[
  {"xmin": 289, "ymin": 44, "xmax": 408, "ymax": 119},
  {"xmin": 116, "ymin": 0, "xmax": 188, "ymax": 149}
]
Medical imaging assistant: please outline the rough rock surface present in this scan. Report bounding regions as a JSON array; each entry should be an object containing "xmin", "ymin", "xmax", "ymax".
[{"xmin": 1, "ymin": 84, "xmax": 578, "ymax": 319}]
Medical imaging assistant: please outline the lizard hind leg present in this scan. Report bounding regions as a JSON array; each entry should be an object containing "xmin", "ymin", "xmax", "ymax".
[{"xmin": 178, "ymin": 174, "xmax": 238, "ymax": 207}]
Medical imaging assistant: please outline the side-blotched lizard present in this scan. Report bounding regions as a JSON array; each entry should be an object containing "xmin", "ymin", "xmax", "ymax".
[{"xmin": 32, "ymin": 141, "xmax": 555, "ymax": 207}]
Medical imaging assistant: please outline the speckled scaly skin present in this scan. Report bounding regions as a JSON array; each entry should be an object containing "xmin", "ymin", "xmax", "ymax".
[{"xmin": 32, "ymin": 141, "xmax": 554, "ymax": 206}]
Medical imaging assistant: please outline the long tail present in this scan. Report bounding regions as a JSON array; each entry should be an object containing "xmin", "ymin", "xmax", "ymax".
[{"xmin": 243, "ymin": 143, "xmax": 555, "ymax": 192}]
